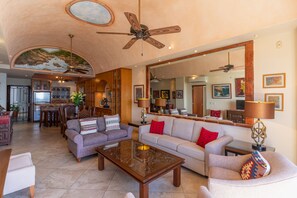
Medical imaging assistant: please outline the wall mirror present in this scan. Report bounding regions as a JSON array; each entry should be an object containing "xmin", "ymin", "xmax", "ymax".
[{"xmin": 146, "ymin": 41, "xmax": 254, "ymax": 126}]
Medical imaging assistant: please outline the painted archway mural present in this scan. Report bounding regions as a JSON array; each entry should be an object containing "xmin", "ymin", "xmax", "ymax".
[{"xmin": 13, "ymin": 47, "xmax": 94, "ymax": 75}]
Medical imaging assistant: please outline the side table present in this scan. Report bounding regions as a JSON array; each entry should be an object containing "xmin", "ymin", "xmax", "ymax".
[
  {"xmin": 128, "ymin": 121, "xmax": 151, "ymax": 128},
  {"xmin": 225, "ymin": 140, "xmax": 275, "ymax": 156}
]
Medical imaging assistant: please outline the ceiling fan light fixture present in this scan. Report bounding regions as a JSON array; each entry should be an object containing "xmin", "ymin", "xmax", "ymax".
[{"xmin": 150, "ymin": 78, "xmax": 160, "ymax": 83}]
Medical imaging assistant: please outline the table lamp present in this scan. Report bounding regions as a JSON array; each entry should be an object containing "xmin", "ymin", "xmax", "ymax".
[
  {"xmin": 155, "ymin": 98, "xmax": 166, "ymax": 114},
  {"xmin": 245, "ymin": 101, "xmax": 275, "ymax": 151},
  {"xmin": 138, "ymin": 98, "xmax": 150, "ymax": 124}
]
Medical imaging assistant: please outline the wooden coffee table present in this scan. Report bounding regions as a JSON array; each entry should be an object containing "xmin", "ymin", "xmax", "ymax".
[{"xmin": 96, "ymin": 140, "xmax": 184, "ymax": 198}]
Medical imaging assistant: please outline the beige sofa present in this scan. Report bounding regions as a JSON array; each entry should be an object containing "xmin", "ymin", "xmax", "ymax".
[
  {"xmin": 199, "ymin": 152, "xmax": 297, "ymax": 198},
  {"xmin": 138, "ymin": 116, "xmax": 233, "ymax": 176}
]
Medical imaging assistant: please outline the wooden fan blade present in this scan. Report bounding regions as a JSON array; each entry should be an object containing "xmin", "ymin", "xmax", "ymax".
[
  {"xmin": 75, "ymin": 68, "xmax": 89, "ymax": 72},
  {"xmin": 148, "ymin": 25, "xmax": 181, "ymax": 36},
  {"xmin": 96, "ymin": 31, "xmax": 133, "ymax": 36},
  {"xmin": 144, "ymin": 37, "xmax": 165, "ymax": 49},
  {"xmin": 63, "ymin": 70, "xmax": 70, "ymax": 74},
  {"xmin": 124, "ymin": 12, "xmax": 141, "ymax": 31},
  {"xmin": 123, "ymin": 38, "xmax": 138, "ymax": 49},
  {"xmin": 75, "ymin": 70, "xmax": 87, "ymax": 74},
  {"xmin": 209, "ymin": 68, "xmax": 224, "ymax": 72}
]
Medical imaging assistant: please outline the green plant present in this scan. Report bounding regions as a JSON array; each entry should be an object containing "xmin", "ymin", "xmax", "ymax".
[
  {"xmin": 70, "ymin": 91, "xmax": 85, "ymax": 106},
  {"xmin": 10, "ymin": 104, "xmax": 20, "ymax": 112}
]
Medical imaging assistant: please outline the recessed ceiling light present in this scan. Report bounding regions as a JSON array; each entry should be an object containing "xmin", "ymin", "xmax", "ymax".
[
  {"xmin": 168, "ymin": 62, "xmax": 171, "ymax": 64},
  {"xmin": 254, "ymin": 34, "xmax": 259, "ymax": 39},
  {"xmin": 134, "ymin": 65, "xmax": 138, "ymax": 68},
  {"xmin": 168, "ymin": 46, "xmax": 172, "ymax": 50},
  {"xmin": 194, "ymin": 50, "xmax": 198, "ymax": 53},
  {"xmin": 158, "ymin": 59, "xmax": 161, "ymax": 62},
  {"xmin": 203, "ymin": 54, "xmax": 207, "ymax": 57}
]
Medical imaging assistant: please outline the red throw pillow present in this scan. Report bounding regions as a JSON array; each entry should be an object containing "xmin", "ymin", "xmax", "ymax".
[
  {"xmin": 210, "ymin": 110, "xmax": 221, "ymax": 118},
  {"xmin": 150, "ymin": 120, "xmax": 165, "ymax": 135},
  {"xmin": 196, "ymin": 127, "xmax": 219, "ymax": 148}
]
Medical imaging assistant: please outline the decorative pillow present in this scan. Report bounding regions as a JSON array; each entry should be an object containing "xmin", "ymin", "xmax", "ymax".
[
  {"xmin": 240, "ymin": 151, "xmax": 271, "ymax": 180},
  {"xmin": 170, "ymin": 108, "xmax": 179, "ymax": 115},
  {"xmin": 104, "ymin": 114, "xmax": 120, "ymax": 131},
  {"xmin": 196, "ymin": 127, "xmax": 219, "ymax": 148},
  {"xmin": 79, "ymin": 118, "xmax": 97, "ymax": 135},
  {"xmin": 210, "ymin": 110, "xmax": 221, "ymax": 118},
  {"xmin": 150, "ymin": 120, "xmax": 165, "ymax": 135}
]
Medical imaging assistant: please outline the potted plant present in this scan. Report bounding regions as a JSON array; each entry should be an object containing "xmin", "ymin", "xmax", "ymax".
[
  {"xmin": 10, "ymin": 104, "xmax": 20, "ymax": 119},
  {"xmin": 70, "ymin": 91, "xmax": 85, "ymax": 113}
]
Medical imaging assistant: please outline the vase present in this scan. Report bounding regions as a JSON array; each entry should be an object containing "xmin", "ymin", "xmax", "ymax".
[{"xmin": 75, "ymin": 106, "xmax": 79, "ymax": 114}]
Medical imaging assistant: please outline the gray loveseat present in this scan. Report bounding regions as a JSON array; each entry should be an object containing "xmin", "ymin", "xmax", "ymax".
[{"xmin": 65, "ymin": 117, "xmax": 133, "ymax": 161}]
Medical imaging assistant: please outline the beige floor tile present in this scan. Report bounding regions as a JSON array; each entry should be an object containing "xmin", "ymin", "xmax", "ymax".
[{"xmin": 62, "ymin": 189, "xmax": 105, "ymax": 198}]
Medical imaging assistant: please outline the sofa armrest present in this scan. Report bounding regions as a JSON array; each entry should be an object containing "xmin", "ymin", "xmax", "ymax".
[
  {"xmin": 204, "ymin": 135, "xmax": 233, "ymax": 175},
  {"xmin": 138, "ymin": 124, "xmax": 151, "ymax": 140},
  {"xmin": 120, "ymin": 123, "xmax": 133, "ymax": 138},
  {"xmin": 65, "ymin": 129, "xmax": 83, "ymax": 145},
  {"xmin": 209, "ymin": 154, "xmax": 251, "ymax": 172},
  {"xmin": 198, "ymin": 186, "xmax": 213, "ymax": 198}
]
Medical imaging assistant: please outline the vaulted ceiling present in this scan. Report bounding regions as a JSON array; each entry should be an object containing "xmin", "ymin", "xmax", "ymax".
[{"xmin": 0, "ymin": 0, "xmax": 297, "ymax": 76}]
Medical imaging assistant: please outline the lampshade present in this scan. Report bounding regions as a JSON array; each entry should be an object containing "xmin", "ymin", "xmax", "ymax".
[
  {"xmin": 245, "ymin": 101, "xmax": 275, "ymax": 119},
  {"xmin": 155, "ymin": 98, "xmax": 166, "ymax": 107},
  {"xmin": 138, "ymin": 98, "xmax": 150, "ymax": 108}
]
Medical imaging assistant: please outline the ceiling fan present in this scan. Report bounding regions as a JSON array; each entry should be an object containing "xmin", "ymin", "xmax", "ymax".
[
  {"xmin": 96, "ymin": 0, "xmax": 181, "ymax": 49},
  {"xmin": 64, "ymin": 34, "xmax": 89, "ymax": 74},
  {"xmin": 150, "ymin": 72, "xmax": 161, "ymax": 83},
  {"xmin": 210, "ymin": 52, "xmax": 236, "ymax": 73}
]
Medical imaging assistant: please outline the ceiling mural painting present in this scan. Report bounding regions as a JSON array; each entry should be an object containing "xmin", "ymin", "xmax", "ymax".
[
  {"xmin": 66, "ymin": 0, "xmax": 114, "ymax": 26},
  {"xmin": 13, "ymin": 48, "xmax": 93, "ymax": 75}
]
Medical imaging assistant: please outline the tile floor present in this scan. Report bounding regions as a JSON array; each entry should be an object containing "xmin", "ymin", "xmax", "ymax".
[{"xmin": 1, "ymin": 122, "xmax": 207, "ymax": 198}]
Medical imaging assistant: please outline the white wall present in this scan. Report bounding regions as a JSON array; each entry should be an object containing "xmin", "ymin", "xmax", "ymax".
[
  {"xmin": 0, "ymin": 73, "xmax": 6, "ymax": 107},
  {"xmin": 7, "ymin": 77, "xmax": 31, "ymax": 86},
  {"xmin": 132, "ymin": 29, "xmax": 297, "ymax": 163}
]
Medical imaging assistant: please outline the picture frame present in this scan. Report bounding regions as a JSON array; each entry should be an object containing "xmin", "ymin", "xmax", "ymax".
[
  {"xmin": 235, "ymin": 78, "xmax": 245, "ymax": 97},
  {"xmin": 265, "ymin": 93, "xmax": 284, "ymax": 111},
  {"xmin": 134, "ymin": 84, "xmax": 144, "ymax": 103},
  {"xmin": 172, "ymin": 91, "xmax": 176, "ymax": 99},
  {"xmin": 263, "ymin": 73, "xmax": 286, "ymax": 88},
  {"xmin": 160, "ymin": 90, "xmax": 170, "ymax": 99},
  {"xmin": 212, "ymin": 83, "xmax": 232, "ymax": 99},
  {"xmin": 176, "ymin": 90, "xmax": 183, "ymax": 99},
  {"xmin": 153, "ymin": 90, "xmax": 160, "ymax": 99}
]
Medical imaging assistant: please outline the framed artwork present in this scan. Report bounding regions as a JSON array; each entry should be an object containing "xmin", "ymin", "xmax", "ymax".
[
  {"xmin": 161, "ymin": 90, "xmax": 170, "ymax": 99},
  {"xmin": 263, "ymin": 73, "xmax": 286, "ymax": 88},
  {"xmin": 134, "ymin": 84, "xmax": 144, "ymax": 103},
  {"xmin": 176, "ymin": 90, "xmax": 183, "ymax": 99},
  {"xmin": 235, "ymin": 78, "xmax": 245, "ymax": 97},
  {"xmin": 153, "ymin": 90, "xmax": 160, "ymax": 99},
  {"xmin": 265, "ymin": 93, "xmax": 284, "ymax": 111},
  {"xmin": 172, "ymin": 91, "xmax": 176, "ymax": 99},
  {"xmin": 212, "ymin": 83, "xmax": 232, "ymax": 99}
]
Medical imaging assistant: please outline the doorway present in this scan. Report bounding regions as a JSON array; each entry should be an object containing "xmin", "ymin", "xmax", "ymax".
[
  {"xmin": 192, "ymin": 85, "xmax": 205, "ymax": 117},
  {"xmin": 7, "ymin": 86, "xmax": 31, "ymax": 121}
]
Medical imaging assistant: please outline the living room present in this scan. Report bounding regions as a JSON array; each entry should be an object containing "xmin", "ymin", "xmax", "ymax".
[{"xmin": 1, "ymin": 0, "xmax": 297, "ymax": 198}]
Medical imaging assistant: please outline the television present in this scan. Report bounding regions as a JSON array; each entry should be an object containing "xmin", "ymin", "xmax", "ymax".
[{"xmin": 236, "ymin": 100, "xmax": 245, "ymax": 110}]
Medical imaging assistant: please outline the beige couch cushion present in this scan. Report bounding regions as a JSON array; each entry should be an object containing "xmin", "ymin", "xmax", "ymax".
[
  {"xmin": 141, "ymin": 133, "xmax": 163, "ymax": 144},
  {"xmin": 177, "ymin": 142, "xmax": 205, "ymax": 161},
  {"xmin": 191, "ymin": 121, "xmax": 224, "ymax": 142},
  {"xmin": 172, "ymin": 118, "xmax": 195, "ymax": 141},
  {"xmin": 157, "ymin": 116, "xmax": 175, "ymax": 136},
  {"xmin": 209, "ymin": 167, "xmax": 242, "ymax": 180},
  {"xmin": 157, "ymin": 135, "xmax": 188, "ymax": 151}
]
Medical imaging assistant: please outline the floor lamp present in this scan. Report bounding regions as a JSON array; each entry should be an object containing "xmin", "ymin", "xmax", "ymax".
[
  {"xmin": 155, "ymin": 98, "xmax": 166, "ymax": 114},
  {"xmin": 245, "ymin": 101, "xmax": 275, "ymax": 151},
  {"xmin": 138, "ymin": 98, "xmax": 150, "ymax": 124}
]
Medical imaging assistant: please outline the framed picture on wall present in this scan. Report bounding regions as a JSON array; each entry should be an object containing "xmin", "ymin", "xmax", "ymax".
[
  {"xmin": 212, "ymin": 83, "xmax": 232, "ymax": 99},
  {"xmin": 153, "ymin": 90, "xmax": 160, "ymax": 99},
  {"xmin": 176, "ymin": 90, "xmax": 183, "ymax": 99},
  {"xmin": 172, "ymin": 91, "xmax": 176, "ymax": 99},
  {"xmin": 134, "ymin": 84, "xmax": 144, "ymax": 103},
  {"xmin": 235, "ymin": 78, "xmax": 245, "ymax": 97},
  {"xmin": 161, "ymin": 90, "xmax": 170, "ymax": 99},
  {"xmin": 263, "ymin": 73, "xmax": 286, "ymax": 88},
  {"xmin": 265, "ymin": 93, "xmax": 284, "ymax": 111}
]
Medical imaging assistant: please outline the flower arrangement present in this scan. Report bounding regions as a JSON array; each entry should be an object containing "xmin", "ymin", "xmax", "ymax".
[{"xmin": 70, "ymin": 91, "xmax": 85, "ymax": 106}]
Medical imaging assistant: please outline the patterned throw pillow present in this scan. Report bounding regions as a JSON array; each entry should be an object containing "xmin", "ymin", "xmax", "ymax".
[
  {"xmin": 210, "ymin": 110, "xmax": 221, "ymax": 118},
  {"xmin": 240, "ymin": 151, "xmax": 271, "ymax": 180},
  {"xmin": 104, "ymin": 114, "xmax": 120, "ymax": 131},
  {"xmin": 79, "ymin": 118, "xmax": 97, "ymax": 135},
  {"xmin": 196, "ymin": 127, "xmax": 219, "ymax": 148},
  {"xmin": 170, "ymin": 109, "xmax": 179, "ymax": 115}
]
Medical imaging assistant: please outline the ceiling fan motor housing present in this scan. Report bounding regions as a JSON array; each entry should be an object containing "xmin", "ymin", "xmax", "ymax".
[{"xmin": 130, "ymin": 24, "xmax": 149, "ymax": 39}]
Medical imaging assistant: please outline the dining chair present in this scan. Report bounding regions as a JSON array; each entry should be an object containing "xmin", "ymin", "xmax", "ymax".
[
  {"xmin": 59, "ymin": 106, "xmax": 67, "ymax": 138},
  {"xmin": 78, "ymin": 108, "xmax": 91, "ymax": 119}
]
